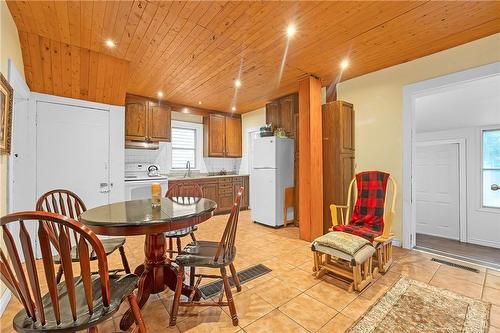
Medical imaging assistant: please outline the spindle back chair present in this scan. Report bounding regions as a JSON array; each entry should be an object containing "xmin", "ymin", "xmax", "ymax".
[
  {"xmin": 36, "ymin": 189, "xmax": 130, "ymax": 282},
  {"xmin": 0, "ymin": 211, "xmax": 146, "ymax": 332},
  {"xmin": 170, "ymin": 187, "xmax": 244, "ymax": 327}
]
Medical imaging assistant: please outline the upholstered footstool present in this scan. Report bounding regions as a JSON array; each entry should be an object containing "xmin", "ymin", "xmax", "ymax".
[{"xmin": 311, "ymin": 231, "xmax": 376, "ymax": 292}]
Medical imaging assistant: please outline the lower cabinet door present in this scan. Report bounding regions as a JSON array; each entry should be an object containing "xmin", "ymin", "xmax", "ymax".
[{"xmin": 218, "ymin": 194, "xmax": 234, "ymax": 213}]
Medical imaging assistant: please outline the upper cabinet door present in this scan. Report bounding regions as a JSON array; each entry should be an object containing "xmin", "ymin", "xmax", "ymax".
[
  {"xmin": 148, "ymin": 101, "xmax": 171, "ymax": 141},
  {"xmin": 339, "ymin": 101, "xmax": 355, "ymax": 152},
  {"xmin": 204, "ymin": 114, "xmax": 225, "ymax": 157},
  {"xmin": 125, "ymin": 97, "xmax": 148, "ymax": 140},
  {"xmin": 266, "ymin": 101, "xmax": 280, "ymax": 129},
  {"xmin": 225, "ymin": 116, "xmax": 242, "ymax": 157},
  {"xmin": 279, "ymin": 94, "xmax": 297, "ymax": 138}
]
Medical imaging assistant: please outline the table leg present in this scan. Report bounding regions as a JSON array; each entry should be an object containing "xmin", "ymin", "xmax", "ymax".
[{"xmin": 119, "ymin": 233, "xmax": 200, "ymax": 330}]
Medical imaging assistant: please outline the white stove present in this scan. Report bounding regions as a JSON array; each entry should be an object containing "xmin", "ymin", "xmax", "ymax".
[{"xmin": 124, "ymin": 163, "xmax": 168, "ymax": 200}]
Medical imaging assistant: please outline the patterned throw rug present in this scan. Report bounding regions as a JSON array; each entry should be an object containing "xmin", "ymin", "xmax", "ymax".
[{"xmin": 348, "ymin": 277, "xmax": 490, "ymax": 333}]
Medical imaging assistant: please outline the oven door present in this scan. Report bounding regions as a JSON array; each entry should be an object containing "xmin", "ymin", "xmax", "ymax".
[{"xmin": 124, "ymin": 179, "xmax": 168, "ymax": 201}]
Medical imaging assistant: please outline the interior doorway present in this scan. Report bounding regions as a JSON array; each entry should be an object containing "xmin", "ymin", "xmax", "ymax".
[{"xmin": 405, "ymin": 63, "xmax": 500, "ymax": 269}]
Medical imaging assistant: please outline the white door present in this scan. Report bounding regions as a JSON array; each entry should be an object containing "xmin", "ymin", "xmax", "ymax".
[
  {"xmin": 250, "ymin": 168, "xmax": 277, "ymax": 226},
  {"xmin": 416, "ymin": 143, "xmax": 460, "ymax": 239},
  {"xmin": 36, "ymin": 101, "xmax": 110, "ymax": 209}
]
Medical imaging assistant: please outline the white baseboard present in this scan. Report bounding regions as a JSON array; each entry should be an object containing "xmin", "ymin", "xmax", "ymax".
[
  {"xmin": 392, "ymin": 238, "xmax": 401, "ymax": 247},
  {"xmin": 0, "ymin": 290, "xmax": 12, "ymax": 317}
]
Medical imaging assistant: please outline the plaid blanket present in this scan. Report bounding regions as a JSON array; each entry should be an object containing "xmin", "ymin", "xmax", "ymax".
[{"xmin": 333, "ymin": 171, "xmax": 390, "ymax": 242}]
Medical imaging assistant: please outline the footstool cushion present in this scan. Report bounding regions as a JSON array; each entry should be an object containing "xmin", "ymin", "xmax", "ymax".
[{"xmin": 311, "ymin": 232, "xmax": 375, "ymax": 265}]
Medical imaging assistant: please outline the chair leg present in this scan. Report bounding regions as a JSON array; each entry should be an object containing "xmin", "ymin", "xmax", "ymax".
[
  {"xmin": 56, "ymin": 265, "xmax": 63, "ymax": 283},
  {"xmin": 168, "ymin": 238, "xmax": 173, "ymax": 259},
  {"xmin": 189, "ymin": 266, "xmax": 196, "ymax": 287},
  {"xmin": 190, "ymin": 232, "xmax": 196, "ymax": 242},
  {"xmin": 169, "ymin": 266, "xmax": 184, "ymax": 326},
  {"xmin": 229, "ymin": 263, "xmax": 241, "ymax": 292},
  {"xmin": 176, "ymin": 237, "xmax": 182, "ymax": 253},
  {"xmin": 128, "ymin": 293, "xmax": 147, "ymax": 333},
  {"xmin": 221, "ymin": 266, "xmax": 238, "ymax": 326},
  {"xmin": 119, "ymin": 246, "xmax": 131, "ymax": 274}
]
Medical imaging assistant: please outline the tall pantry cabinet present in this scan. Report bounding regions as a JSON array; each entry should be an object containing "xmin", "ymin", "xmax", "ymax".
[{"xmin": 322, "ymin": 100, "xmax": 355, "ymax": 233}]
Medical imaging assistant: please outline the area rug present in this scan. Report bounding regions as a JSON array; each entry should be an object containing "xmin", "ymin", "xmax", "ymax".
[{"xmin": 347, "ymin": 277, "xmax": 490, "ymax": 333}]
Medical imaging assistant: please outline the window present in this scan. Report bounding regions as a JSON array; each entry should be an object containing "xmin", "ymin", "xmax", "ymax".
[
  {"xmin": 482, "ymin": 129, "xmax": 500, "ymax": 208},
  {"xmin": 171, "ymin": 127, "xmax": 196, "ymax": 169}
]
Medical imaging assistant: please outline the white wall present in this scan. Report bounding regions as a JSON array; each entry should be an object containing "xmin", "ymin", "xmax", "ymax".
[
  {"xmin": 240, "ymin": 107, "xmax": 266, "ymax": 174},
  {"xmin": 417, "ymin": 126, "xmax": 500, "ymax": 248}
]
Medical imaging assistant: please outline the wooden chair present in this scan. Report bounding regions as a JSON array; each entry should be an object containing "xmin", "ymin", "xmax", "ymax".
[
  {"xmin": 329, "ymin": 171, "xmax": 397, "ymax": 273},
  {"xmin": 169, "ymin": 187, "xmax": 244, "ymax": 327},
  {"xmin": 0, "ymin": 211, "xmax": 147, "ymax": 333},
  {"xmin": 36, "ymin": 189, "xmax": 131, "ymax": 283},
  {"xmin": 165, "ymin": 182, "xmax": 203, "ymax": 286},
  {"xmin": 283, "ymin": 186, "xmax": 294, "ymax": 227}
]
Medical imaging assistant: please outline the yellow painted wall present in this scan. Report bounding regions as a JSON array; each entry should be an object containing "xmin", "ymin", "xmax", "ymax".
[
  {"xmin": 241, "ymin": 107, "xmax": 266, "ymax": 156},
  {"xmin": 0, "ymin": 0, "xmax": 25, "ymax": 299},
  {"xmin": 337, "ymin": 33, "xmax": 500, "ymax": 243}
]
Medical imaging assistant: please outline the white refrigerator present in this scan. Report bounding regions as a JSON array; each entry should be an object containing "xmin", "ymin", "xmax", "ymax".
[{"xmin": 250, "ymin": 136, "xmax": 294, "ymax": 227}]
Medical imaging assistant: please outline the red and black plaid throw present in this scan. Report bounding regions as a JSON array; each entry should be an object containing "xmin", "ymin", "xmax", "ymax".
[{"xmin": 333, "ymin": 171, "xmax": 390, "ymax": 242}]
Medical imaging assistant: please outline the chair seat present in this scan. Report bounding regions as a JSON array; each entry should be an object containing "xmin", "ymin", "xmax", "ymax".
[
  {"xmin": 13, "ymin": 274, "xmax": 138, "ymax": 333},
  {"xmin": 175, "ymin": 240, "xmax": 235, "ymax": 268},
  {"xmin": 165, "ymin": 226, "xmax": 197, "ymax": 238},
  {"xmin": 54, "ymin": 237, "xmax": 126, "ymax": 263},
  {"xmin": 332, "ymin": 225, "xmax": 382, "ymax": 242}
]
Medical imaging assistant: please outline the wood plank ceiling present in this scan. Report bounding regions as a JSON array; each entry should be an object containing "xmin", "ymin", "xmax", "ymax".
[{"xmin": 7, "ymin": 1, "xmax": 500, "ymax": 111}]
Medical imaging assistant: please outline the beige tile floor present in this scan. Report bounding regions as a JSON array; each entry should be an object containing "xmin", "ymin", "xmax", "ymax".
[{"xmin": 1, "ymin": 210, "xmax": 500, "ymax": 332}]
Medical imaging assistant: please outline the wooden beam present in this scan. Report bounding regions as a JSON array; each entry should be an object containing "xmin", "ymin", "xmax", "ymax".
[{"xmin": 298, "ymin": 76, "xmax": 324, "ymax": 242}]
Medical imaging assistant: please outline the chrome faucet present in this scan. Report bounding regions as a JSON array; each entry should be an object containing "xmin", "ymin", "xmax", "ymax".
[{"xmin": 184, "ymin": 160, "xmax": 192, "ymax": 178}]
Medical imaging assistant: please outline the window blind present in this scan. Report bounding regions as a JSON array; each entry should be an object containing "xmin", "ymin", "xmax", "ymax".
[{"xmin": 171, "ymin": 127, "xmax": 196, "ymax": 169}]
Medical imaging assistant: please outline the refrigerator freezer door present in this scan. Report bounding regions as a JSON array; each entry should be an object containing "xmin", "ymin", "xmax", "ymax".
[
  {"xmin": 250, "ymin": 168, "xmax": 277, "ymax": 226},
  {"xmin": 253, "ymin": 137, "xmax": 276, "ymax": 169}
]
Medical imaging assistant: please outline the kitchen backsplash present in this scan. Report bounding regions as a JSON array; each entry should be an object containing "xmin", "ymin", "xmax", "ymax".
[{"xmin": 125, "ymin": 142, "xmax": 241, "ymax": 174}]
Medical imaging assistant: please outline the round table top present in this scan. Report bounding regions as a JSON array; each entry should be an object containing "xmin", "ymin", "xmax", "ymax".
[{"xmin": 79, "ymin": 197, "xmax": 217, "ymax": 236}]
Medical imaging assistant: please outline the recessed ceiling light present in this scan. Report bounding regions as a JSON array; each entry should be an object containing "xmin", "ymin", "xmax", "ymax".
[
  {"xmin": 231, "ymin": 106, "xmax": 236, "ymax": 111},
  {"xmin": 286, "ymin": 24, "xmax": 296, "ymax": 37},
  {"xmin": 182, "ymin": 107, "xmax": 189, "ymax": 113},
  {"xmin": 340, "ymin": 59, "xmax": 349, "ymax": 70},
  {"xmin": 234, "ymin": 79, "xmax": 242, "ymax": 88},
  {"xmin": 198, "ymin": 101, "xmax": 202, "ymax": 105},
  {"xmin": 105, "ymin": 39, "xmax": 116, "ymax": 48},
  {"xmin": 157, "ymin": 91, "xmax": 164, "ymax": 98}
]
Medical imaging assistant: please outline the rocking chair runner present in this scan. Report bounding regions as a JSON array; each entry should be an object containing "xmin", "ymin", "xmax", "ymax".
[
  {"xmin": 169, "ymin": 187, "xmax": 244, "ymax": 327},
  {"xmin": 0, "ymin": 211, "xmax": 146, "ymax": 333},
  {"xmin": 329, "ymin": 171, "xmax": 397, "ymax": 273}
]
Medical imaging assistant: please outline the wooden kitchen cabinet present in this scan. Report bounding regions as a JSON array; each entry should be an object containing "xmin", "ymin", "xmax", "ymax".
[
  {"xmin": 148, "ymin": 101, "xmax": 171, "ymax": 141},
  {"xmin": 322, "ymin": 100, "xmax": 355, "ymax": 233},
  {"xmin": 125, "ymin": 95, "xmax": 148, "ymax": 140},
  {"xmin": 265, "ymin": 93, "xmax": 298, "ymax": 138},
  {"xmin": 203, "ymin": 114, "xmax": 242, "ymax": 157},
  {"xmin": 225, "ymin": 116, "xmax": 242, "ymax": 157},
  {"xmin": 125, "ymin": 94, "xmax": 171, "ymax": 142},
  {"xmin": 169, "ymin": 176, "xmax": 249, "ymax": 215}
]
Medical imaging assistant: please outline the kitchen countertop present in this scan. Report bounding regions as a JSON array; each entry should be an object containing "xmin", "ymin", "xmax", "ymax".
[{"xmin": 166, "ymin": 174, "xmax": 250, "ymax": 181}]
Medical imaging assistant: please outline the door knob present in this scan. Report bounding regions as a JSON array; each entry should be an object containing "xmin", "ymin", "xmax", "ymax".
[{"xmin": 491, "ymin": 184, "xmax": 499, "ymax": 191}]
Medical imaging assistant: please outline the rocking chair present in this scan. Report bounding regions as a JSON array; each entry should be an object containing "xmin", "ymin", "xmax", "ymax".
[{"xmin": 329, "ymin": 171, "xmax": 397, "ymax": 273}]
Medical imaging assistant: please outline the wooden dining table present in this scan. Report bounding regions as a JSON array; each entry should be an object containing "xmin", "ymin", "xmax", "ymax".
[{"xmin": 79, "ymin": 197, "xmax": 217, "ymax": 330}]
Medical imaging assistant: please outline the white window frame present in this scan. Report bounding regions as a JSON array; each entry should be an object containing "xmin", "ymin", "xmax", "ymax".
[
  {"xmin": 480, "ymin": 125, "xmax": 500, "ymax": 210},
  {"xmin": 169, "ymin": 120, "xmax": 205, "ymax": 172},
  {"xmin": 171, "ymin": 125, "xmax": 197, "ymax": 170}
]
